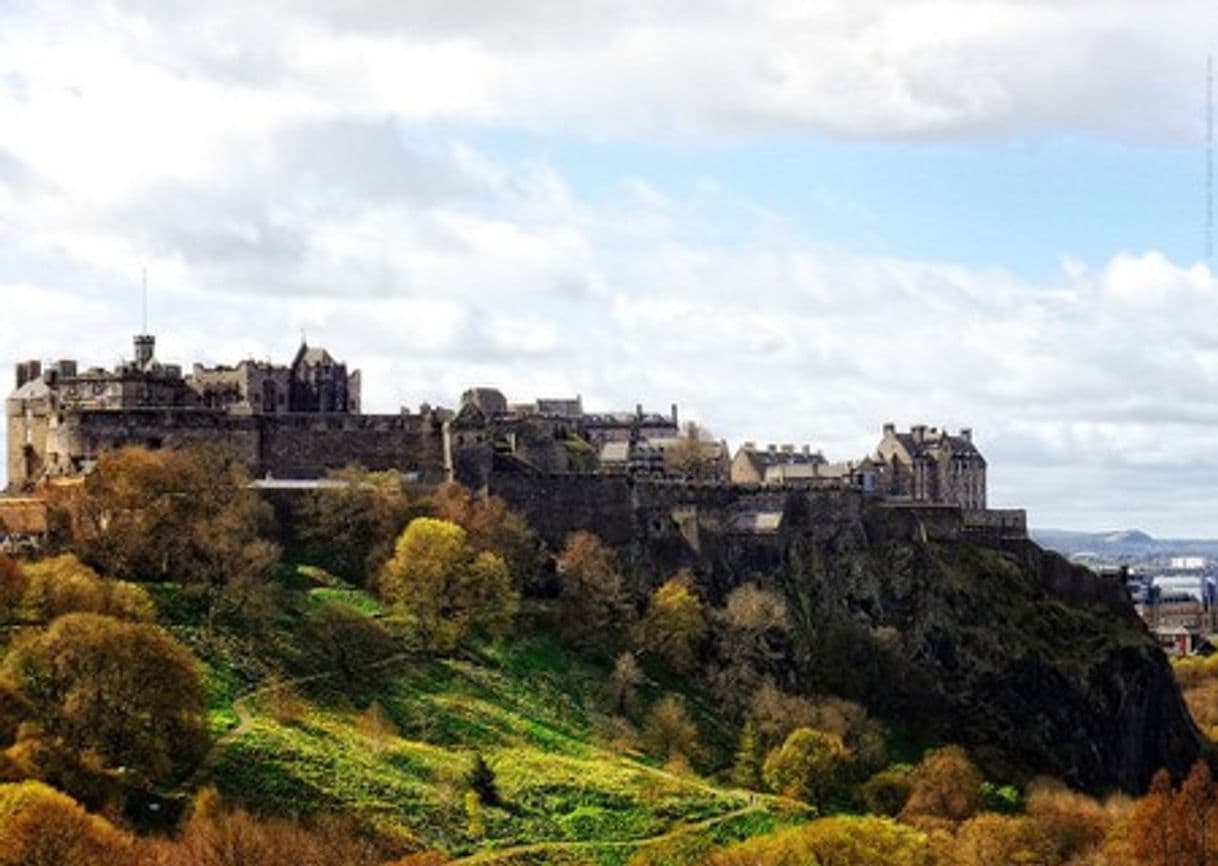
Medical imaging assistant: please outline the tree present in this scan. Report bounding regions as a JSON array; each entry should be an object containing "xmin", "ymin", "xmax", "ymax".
[
  {"xmin": 16, "ymin": 554, "xmax": 153, "ymax": 624},
  {"xmin": 706, "ymin": 815, "xmax": 931, "ymax": 866},
  {"xmin": 2, "ymin": 613, "xmax": 207, "ymax": 785},
  {"xmin": 950, "ymin": 813, "xmax": 1055, "ymax": 866},
  {"xmin": 297, "ymin": 603, "xmax": 399, "ymax": 691},
  {"xmin": 294, "ymin": 467, "xmax": 428, "ymax": 584},
  {"xmin": 638, "ymin": 572, "xmax": 707, "ymax": 674},
  {"xmin": 859, "ymin": 765, "xmax": 913, "ymax": 817},
  {"xmin": 467, "ymin": 752, "xmax": 500, "ymax": 807},
  {"xmin": 641, "ymin": 694, "xmax": 699, "ymax": 766},
  {"xmin": 664, "ymin": 422, "xmax": 724, "ymax": 481},
  {"xmin": 0, "ymin": 556, "xmax": 25, "ymax": 623},
  {"xmin": 899, "ymin": 745, "xmax": 983, "ymax": 824},
  {"xmin": 61, "ymin": 445, "xmax": 280, "ymax": 631},
  {"xmin": 433, "ymin": 482, "xmax": 541, "ymax": 588},
  {"xmin": 0, "ymin": 780, "xmax": 133, "ymax": 866},
  {"xmin": 731, "ymin": 720, "xmax": 765, "ymax": 790},
  {"xmin": 762, "ymin": 727, "xmax": 850, "ymax": 808},
  {"xmin": 379, "ymin": 518, "xmax": 518, "ymax": 652},
  {"xmin": 608, "ymin": 651, "xmax": 642, "ymax": 716},
  {"xmin": 718, "ymin": 584, "xmax": 789, "ymax": 660},
  {"xmin": 555, "ymin": 531, "xmax": 632, "ymax": 652},
  {"xmin": 1128, "ymin": 769, "xmax": 1177, "ymax": 866}
]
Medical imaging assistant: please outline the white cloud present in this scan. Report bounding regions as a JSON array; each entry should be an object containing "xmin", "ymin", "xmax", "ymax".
[{"xmin": 3, "ymin": 1, "xmax": 1218, "ymax": 534}]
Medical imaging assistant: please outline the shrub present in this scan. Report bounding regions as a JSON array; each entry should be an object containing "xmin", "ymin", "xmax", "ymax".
[
  {"xmin": 762, "ymin": 727, "xmax": 850, "ymax": 808},
  {"xmin": 641, "ymin": 694, "xmax": 699, "ymax": 765},
  {"xmin": 0, "ymin": 780, "xmax": 133, "ymax": 866}
]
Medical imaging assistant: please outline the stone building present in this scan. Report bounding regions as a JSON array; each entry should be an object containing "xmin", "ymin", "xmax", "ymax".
[
  {"xmin": 6, "ymin": 334, "xmax": 444, "ymax": 490},
  {"xmin": 875, "ymin": 423, "xmax": 986, "ymax": 509},
  {"xmin": 730, "ymin": 442, "xmax": 826, "ymax": 485}
]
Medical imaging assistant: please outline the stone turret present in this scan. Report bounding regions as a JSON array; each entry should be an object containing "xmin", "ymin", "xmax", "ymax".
[{"xmin": 134, "ymin": 334, "xmax": 156, "ymax": 369}]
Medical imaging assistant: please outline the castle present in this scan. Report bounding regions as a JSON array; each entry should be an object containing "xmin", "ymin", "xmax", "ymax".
[{"xmin": 4, "ymin": 333, "xmax": 1022, "ymax": 548}]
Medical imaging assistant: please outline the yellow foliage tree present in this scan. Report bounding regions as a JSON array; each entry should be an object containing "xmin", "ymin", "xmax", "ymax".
[
  {"xmin": 17, "ymin": 554, "xmax": 153, "ymax": 623},
  {"xmin": 379, "ymin": 518, "xmax": 518, "ymax": 652},
  {"xmin": 761, "ymin": 726, "xmax": 850, "ymax": 809},
  {"xmin": 638, "ymin": 573, "xmax": 707, "ymax": 673},
  {"xmin": 707, "ymin": 814, "xmax": 931, "ymax": 866}
]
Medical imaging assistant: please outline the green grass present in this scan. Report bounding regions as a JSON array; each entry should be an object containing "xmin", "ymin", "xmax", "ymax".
[{"xmin": 205, "ymin": 638, "xmax": 793, "ymax": 861}]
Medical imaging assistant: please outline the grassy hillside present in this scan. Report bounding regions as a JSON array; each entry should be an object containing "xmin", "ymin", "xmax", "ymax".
[{"xmin": 181, "ymin": 571, "xmax": 806, "ymax": 864}]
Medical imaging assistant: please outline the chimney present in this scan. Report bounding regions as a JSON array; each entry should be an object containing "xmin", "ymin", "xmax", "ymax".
[
  {"xmin": 960, "ymin": 427, "xmax": 973, "ymax": 443},
  {"xmin": 883, "ymin": 422, "xmax": 895, "ymax": 437},
  {"xmin": 911, "ymin": 425, "xmax": 927, "ymax": 443},
  {"xmin": 781, "ymin": 443, "xmax": 794, "ymax": 453},
  {"xmin": 635, "ymin": 402, "xmax": 643, "ymax": 419},
  {"xmin": 671, "ymin": 403, "xmax": 678, "ymax": 425},
  {"xmin": 56, "ymin": 360, "xmax": 77, "ymax": 379},
  {"xmin": 742, "ymin": 441, "xmax": 756, "ymax": 450},
  {"xmin": 801, "ymin": 444, "xmax": 811, "ymax": 455},
  {"xmin": 134, "ymin": 334, "xmax": 156, "ymax": 368},
  {"xmin": 16, "ymin": 360, "xmax": 41, "ymax": 389},
  {"xmin": 767, "ymin": 443, "xmax": 777, "ymax": 452}
]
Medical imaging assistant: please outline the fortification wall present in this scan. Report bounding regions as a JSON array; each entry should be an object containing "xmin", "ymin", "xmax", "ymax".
[
  {"xmin": 488, "ymin": 472, "xmax": 636, "ymax": 547},
  {"xmin": 257, "ymin": 414, "xmax": 447, "ymax": 481}
]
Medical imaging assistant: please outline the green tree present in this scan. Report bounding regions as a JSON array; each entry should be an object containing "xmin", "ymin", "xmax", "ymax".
[
  {"xmin": 638, "ymin": 572, "xmax": 707, "ymax": 674},
  {"xmin": 555, "ymin": 531, "xmax": 632, "ymax": 653},
  {"xmin": 762, "ymin": 727, "xmax": 850, "ymax": 808},
  {"xmin": 731, "ymin": 720, "xmax": 765, "ymax": 790},
  {"xmin": 2, "ymin": 613, "xmax": 207, "ymax": 785},
  {"xmin": 0, "ymin": 556, "xmax": 25, "ymax": 624},
  {"xmin": 379, "ymin": 518, "xmax": 518, "ymax": 652},
  {"xmin": 297, "ymin": 603, "xmax": 399, "ymax": 691}
]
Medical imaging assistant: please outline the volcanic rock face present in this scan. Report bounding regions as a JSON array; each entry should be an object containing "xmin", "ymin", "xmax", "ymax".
[{"xmin": 689, "ymin": 510, "xmax": 1200, "ymax": 794}]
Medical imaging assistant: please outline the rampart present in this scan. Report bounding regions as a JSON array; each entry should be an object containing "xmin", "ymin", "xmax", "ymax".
[{"xmin": 53, "ymin": 409, "xmax": 448, "ymax": 483}]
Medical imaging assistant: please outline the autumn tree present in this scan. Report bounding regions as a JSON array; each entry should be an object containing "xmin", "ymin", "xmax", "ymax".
[
  {"xmin": 0, "ymin": 780, "xmax": 134, "ymax": 866},
  {"xmin": 433, "ymin": 482, "xmax": 541, "ymax": 588},
  {"xmin": 706, "ymin": 814, "xmax": 931, "ymax": 866},
  {"xmin": 379, "ymin": 518, "xmax": 518, "ymax": 652},
  {"xmin": 641, "ymin": 694, "xmax": 699, "ymax": 766},
  {"xmin": 638, "ymin": 572, "xmax": 707, "ymax": 673},
  {"xmin": 762, "ymin": 727, "xmax": 851, "ymax": 808},
  {"xmin": 2, "ymin": 613, "xmax": 207, "ymax": 786},
  {"xmin": 293, "ymin": 467, "xmax": 429, "ymax": 585},
  {"xmin": 899, "ymin": 745, "xmax": 983, "ymax": 825},
  {"xmin": 749, "ymin": 681, "xmax": 886, "ymax": 777},
  {"xmin": 949, "ymin": 813, "xmax": 1056, "ymax": 866},
  {"xmin": 0, "ymin": 555, "xmax": 25, "ymax": 623},
  {"xmin": 16, "ymin": 554, "xmax": 153, "ymax": 623},
  {"xmin": 608, "ymin": 651, "xmax": 642, "ymax": 716},
  {"xmin": 63, "ymin": 445, "xmax": 280, "ymax": 630},
  {"xmin": 712, "ymin": 583, "xmax": 790, "ymax": 699},
  {"xmin": 555, "ymin": 531, "xmax": 633, "ymax": 653},
  {"xmin": 664, "ymin": 421, "xmax": 724, "ymax": 481},
  {"xmin": 297, "ymin": 603, "xmax": 400, "ymax": 692}
]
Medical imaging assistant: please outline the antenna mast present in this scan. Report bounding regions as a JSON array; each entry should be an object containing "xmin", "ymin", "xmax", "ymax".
[{"xmin": 142, "ymin": 267, "xmax": 148, "ymax": 333}]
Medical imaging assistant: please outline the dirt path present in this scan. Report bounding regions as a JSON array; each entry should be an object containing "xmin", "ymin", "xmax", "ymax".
[{"xmin": 446, "ymin": 803, "xmax": 766, "ymax": 866}]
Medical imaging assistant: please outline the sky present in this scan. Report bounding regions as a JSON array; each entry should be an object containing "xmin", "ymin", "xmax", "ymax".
[{"xmin": 2, "ymin": 1, "xmax": 1218, "ymax": 535}]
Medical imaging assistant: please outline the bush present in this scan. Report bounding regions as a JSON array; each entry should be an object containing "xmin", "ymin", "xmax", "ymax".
[
  {"xmin": 16, "ymin": 555, "xmax": 154, "ymax": 623},
  {"xmin": 899, "ymin": 745, "xmax": 983, "ymax": 824},
  {"xmin": 762, "ymin": 727, "xmax": 850, "ymax": 808},
  {"xmin": 0, "ymin": 780, "xmax": 133, "ymax": 866}
]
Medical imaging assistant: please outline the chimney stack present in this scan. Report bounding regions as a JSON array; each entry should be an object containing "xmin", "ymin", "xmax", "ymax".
[
  {"xmin": 883, "ymin": 422, "xmax": 895, "ymax": 437},
  {"xmin": 960, "ymin": 427, "xmax": 973, "ymax": 443}
]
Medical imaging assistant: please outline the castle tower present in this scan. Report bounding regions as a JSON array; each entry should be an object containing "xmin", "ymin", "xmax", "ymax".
[{"xmin": 134, "ymin": 334, "xmax": 156, "ymax": 369}]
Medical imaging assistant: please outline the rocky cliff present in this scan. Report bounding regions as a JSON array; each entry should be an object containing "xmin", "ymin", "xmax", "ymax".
[{"xmin": 686, "ymin": 501, "xmax": 1201, "ymax": 794}]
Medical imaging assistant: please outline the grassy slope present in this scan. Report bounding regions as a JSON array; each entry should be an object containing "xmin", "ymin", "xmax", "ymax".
[{"xmin": 190, "ymin": 573, "xmax": 806, "ymax": 864}]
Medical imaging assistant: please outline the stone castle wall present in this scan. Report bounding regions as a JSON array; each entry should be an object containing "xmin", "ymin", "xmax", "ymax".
[{"xmin": 42, "ymin": 409, "xmax": 448, "ymax": 483}]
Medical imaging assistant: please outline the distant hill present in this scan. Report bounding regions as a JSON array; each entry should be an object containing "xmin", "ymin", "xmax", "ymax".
[{"xmin": 1033, "ymin": 528, "xmax": 1218, "ymax": 559}]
